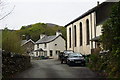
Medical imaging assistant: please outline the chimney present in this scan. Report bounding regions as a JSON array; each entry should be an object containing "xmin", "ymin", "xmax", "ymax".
[
  {"xmin": 56, "ymin": 30, "xmax": 62, "ymax": 36},
  {"xmin": 26, "ymin": 35, "xmax": 31, "ymax": 40},
  {"xmin": 40, "ymin": 34, "xmax": 46, "ymax": 39},
  {"xmin": 97, "ymin": 1, "xmax": 100, "ymax": 6}
]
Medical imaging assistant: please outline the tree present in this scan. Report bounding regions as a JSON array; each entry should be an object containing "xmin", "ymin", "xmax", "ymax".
[
  {"xmin": 0, "ymin": 0, "xmax": 15, "ymax": 20},
  {"xmin": 17, "ymin": 22, "xmax": 66, "ymax": 41},
  {"xmin": 101, "ymin": 1, "xmax": 120, "ymax": 77},
  {"xmin": 0, "ymin": 29, "xmax": 1, "ymax": 48},
  {"xmin": 102, "ymin": 1, "xmax": 120, "ymax": 55},
  {"xmin": 89, "ymin": 2, "xmax": 120, "ymax": 78},
  {"xmin": 2, "ymin": 29, "xmax": 24, "ymax": 54}
]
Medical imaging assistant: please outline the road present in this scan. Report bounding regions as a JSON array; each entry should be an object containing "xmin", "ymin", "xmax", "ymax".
[{"xmin": 14, "ymin": 59, "xmax": 98, "ymax": 78}]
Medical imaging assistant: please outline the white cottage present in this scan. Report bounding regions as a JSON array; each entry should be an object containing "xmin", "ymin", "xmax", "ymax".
[
  {"xmin": 65, "ymin": 2, "xmax": 116, "ymax": 55},
  {"xmin": 34, "ymin": 31, "xmax": 66, "ymax": 59}
]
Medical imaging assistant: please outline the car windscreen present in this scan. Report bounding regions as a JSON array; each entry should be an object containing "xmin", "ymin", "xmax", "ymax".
[
  {"xmin": 69, "ymin": 53, "xmax": 83, "ymax": 58},
  {"xmin": 64, "ymin": 51, "xmax": 73, "ymax": 54}
]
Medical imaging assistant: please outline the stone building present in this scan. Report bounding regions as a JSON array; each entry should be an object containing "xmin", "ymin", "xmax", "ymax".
[
  {"xmin": 65, "ymin": 2, "xmax": 116, "ymax": 55},
  {"xmin": 21, "ymin": 39, "xmax": 35, "ymax": 56}
]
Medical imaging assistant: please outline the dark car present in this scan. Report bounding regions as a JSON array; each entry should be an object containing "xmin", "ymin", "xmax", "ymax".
[
  {"xmin": 67, "ymin": 53, "xmax": 86, "ymax": 66},
  {"xmin": 60, "ymin": 50, "xmax": 73, "ymax": 64}
]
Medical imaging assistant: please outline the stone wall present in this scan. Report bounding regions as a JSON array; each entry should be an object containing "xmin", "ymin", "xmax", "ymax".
[{"xmin": 2, "ymin": 51, "xmax": 31, "ymax": 78}]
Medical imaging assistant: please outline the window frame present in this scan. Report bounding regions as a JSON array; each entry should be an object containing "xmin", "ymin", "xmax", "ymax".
[
  {"xmin": 86, "ymin": 19, "xmax": 90, "ymax": 45},
  {"xmin": 80, "ymin": 22, "xmax": 83, "ymax": 46}
]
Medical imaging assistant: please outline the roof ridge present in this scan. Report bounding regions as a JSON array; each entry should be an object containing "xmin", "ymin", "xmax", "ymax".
[{"xmin": 36, "ymin": 35, "xmax": 60, "ymax": 44}]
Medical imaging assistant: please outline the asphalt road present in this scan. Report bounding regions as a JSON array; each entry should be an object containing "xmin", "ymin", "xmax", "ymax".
[{"xmin": 14, "ymin": 59, "xmax": 98, "ymax": 78}]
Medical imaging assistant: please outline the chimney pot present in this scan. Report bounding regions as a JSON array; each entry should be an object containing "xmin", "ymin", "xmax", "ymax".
[
  {"xmin": 56, "ymin": 30, "xmax": 62, "ymax": 36},
  {"xmin": 97, "ymin": 1, "xmax": 100, "ymax": 6}
]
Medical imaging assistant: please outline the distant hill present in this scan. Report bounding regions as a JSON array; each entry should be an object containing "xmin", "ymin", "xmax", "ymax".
[
  {"xmin": 16, "ymin": 22, "xmax": 66, "ymax": 41},
  {"xmin": 20, "ymin": 23, "xmax": 62, "ymax": 29},
  {"xmin": 46, "ymin": 23, "xmax": 61, "ymax": 27}
]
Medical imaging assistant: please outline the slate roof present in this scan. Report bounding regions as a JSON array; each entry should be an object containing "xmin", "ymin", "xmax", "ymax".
[
  {"xmin": 36, "ymin": 35, "xmax": 60, "ymax": 44},
  {"xmin": 21, "ymin": 40, "xmax": 27, "ymax": 45},
  {"xmin": 21, "ymin": 39, "xmax": 35, "ymax": 46},
  {"xmin": 34, "ymin": 48, "xmax": 44, "ymax": 52},
  {"xmin": 64, "ymin": 2, "xmax": 116, "ymax": 27}
]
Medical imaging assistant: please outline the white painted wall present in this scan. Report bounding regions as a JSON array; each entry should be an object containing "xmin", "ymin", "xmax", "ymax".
[
  {"xmin": 34, "ymin": 36, "xmax": 66, "ymax": 59},
  {"xmin": 47, "ymin": 36, "xmax": 66, "ymax": 59},
  {"xmin": 66, "ymin": 12, "xmax": 97, "ymax": 55},
  {"xmin": 96, "ymin": 25, "xmax": 102, "ymax": 37}
]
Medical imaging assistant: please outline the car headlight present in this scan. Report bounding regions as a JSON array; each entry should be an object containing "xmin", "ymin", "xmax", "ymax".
[
  {"xmin": 80, "ymin": 57, "xmax": 84, "ymax": 59},
  {"xmin": 65, "ymin": 54, "xmax": 68, "ymax": 56},
  {"xmin": 80, "ymin": 57, "xmax": 85, "ymax": 59}
]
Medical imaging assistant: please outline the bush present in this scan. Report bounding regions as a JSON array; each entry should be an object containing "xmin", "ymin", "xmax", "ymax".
[
  {"xmin": 88, "ymin": 2, "xmax": 120, "ymax": 78},
  {"xmin": 2, "ymin": 30, "xmax": 25, "ymax": 54},
  {"xmin": 88, "ymin": 53, "xmax": 100, "ymax": 71},
  {"xmin": 101, "ymin": 1, "xmax": 120, "ymax": 78}
]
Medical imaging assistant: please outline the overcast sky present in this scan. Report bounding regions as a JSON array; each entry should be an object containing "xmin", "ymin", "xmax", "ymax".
[{"xmin": 0, "ymin": 0, "xmax": 106, "ymax": 30}]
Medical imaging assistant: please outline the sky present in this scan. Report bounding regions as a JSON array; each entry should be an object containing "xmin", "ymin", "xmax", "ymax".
[{"xmin": 0, "ymin": 0, "xmax": 106, "ymax": 30}]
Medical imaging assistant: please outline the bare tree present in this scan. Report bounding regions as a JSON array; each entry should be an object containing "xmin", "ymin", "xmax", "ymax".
[{"xmin": 0, "ymin": 0, "xmax": 15, "ymax": 20}]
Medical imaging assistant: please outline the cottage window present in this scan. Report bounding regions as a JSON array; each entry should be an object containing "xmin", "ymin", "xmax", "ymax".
[
  {"xmin": 86, "ymin": 19, "xmax": 90, "ymax": 45},
  {"xmin": 55, "ymin": 44, "xmax": 57, "ymax": 46},
  {"xmin": 44, "ymin": 43, "xmax": 47, "ymax": 48},
  {"xmin": 37, "ymin": 44, "xmax": 39, "ymax": 49},
  {"xmin": 36, "ymin": 52, "xmax": 38, "ymax": 56},
  {"xmin": 80, "ymin": 22, "xmax": 83, "ymax": 46},
  {"xmin": 56, "ymin": 50, "xmax": 60, "ymax": 55},
  {"xmin": 50, "ymin": 50, "xmax": 53, "ymax": 57},
  {"xmin": 44, "ymin": 51, "xmax": 47, "ymax": 56},
  {"xmin": 56, "ymin": 51, "xmax": 57, "ymax": 54}
]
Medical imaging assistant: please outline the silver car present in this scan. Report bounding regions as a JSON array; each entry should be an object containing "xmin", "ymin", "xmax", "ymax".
[{"xmin": 67, "ymin": 53, "xmax": 86, "ymax": 66}]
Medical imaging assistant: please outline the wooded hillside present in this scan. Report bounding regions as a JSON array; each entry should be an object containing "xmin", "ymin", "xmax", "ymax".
[{"xmin": 16, "ymin": 23, "xmax": 66, "ymax": 41}]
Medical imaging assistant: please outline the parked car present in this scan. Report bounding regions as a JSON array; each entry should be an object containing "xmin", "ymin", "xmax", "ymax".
[
  {"xmin": 60, "ymin": 50, "xmax": 73, "ymax": 64},
  {"xmin": 67, "ymin": 53, "xmax": 86, "ymax": 66},
  {"xmin": 59, "ymin": 52, "xmax": 64, "ymax": 60}
]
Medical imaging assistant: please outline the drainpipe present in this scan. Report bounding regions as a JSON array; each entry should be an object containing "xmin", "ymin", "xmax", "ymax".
[
  {"xmin": 90, "ymin": 13, "xmax": 93, "ymax": 49},
  {"xmin": 94, "ymin": 12, "xmax": 97, "ymax": 48}
]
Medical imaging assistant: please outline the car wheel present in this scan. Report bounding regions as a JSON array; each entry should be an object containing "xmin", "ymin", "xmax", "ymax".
[
  {"xmin": 68, "ymin": 63, "xmax": 72, "ymax": 66},
  {"xmin": 67, "ymin": 61, "xmax": 70, "ymax": 65},
  {"xmin": 65, "ymin": 61, "xmax": 67, "ymax": 64},
  {"xmin": 61, "ymin": 60, "xmax": 63, "ymax": 64},
  {"xmin": 67, "ymin": 61, "xmax": 71, "ymax": 66}
]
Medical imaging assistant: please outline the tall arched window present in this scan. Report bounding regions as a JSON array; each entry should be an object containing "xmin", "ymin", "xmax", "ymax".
[
  {"xmin": 80, "ymin": 22, "xmax": 82, "ymax": 46},
  {"xmin": 69, "ymin": 28, "xmax": 71, "ymax": 48},
  {"xmin": 86, "ymin": 19, "xmax": 90, "ymax": 45},
  {"xmin": 74, "ymin": 25, "xmax": 77, "ymax": 47}
]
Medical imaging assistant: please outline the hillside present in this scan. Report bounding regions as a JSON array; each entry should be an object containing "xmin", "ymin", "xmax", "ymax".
[{"xmin": 16, "ymin": 22, "xmax": 66, "ymax": 41}]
